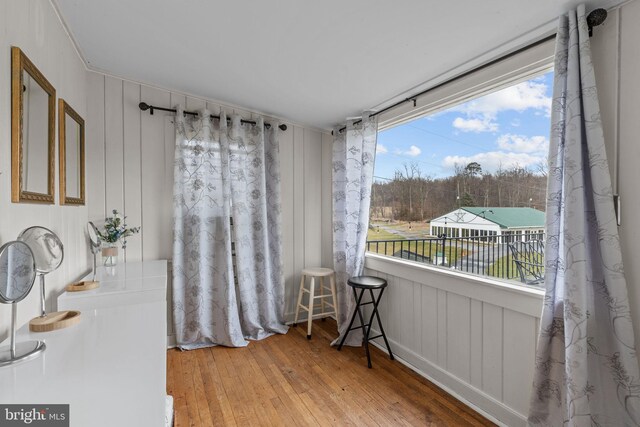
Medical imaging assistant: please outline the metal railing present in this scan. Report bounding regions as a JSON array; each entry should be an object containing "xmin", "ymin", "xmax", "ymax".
[{"xmin": 366, "ymin": 233, "xmax": 545, "ymax": 284}]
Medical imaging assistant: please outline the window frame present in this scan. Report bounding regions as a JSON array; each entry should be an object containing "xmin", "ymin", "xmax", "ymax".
[
  {"xmin": 376, "ymin": 38, "xmax": 555, "ymax": 132},
  {"xmin": 366, "ymin": 39, "xmax": 555, "ymax": 289}
]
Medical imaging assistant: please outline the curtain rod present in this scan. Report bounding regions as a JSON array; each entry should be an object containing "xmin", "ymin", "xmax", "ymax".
[
  {"xmin": 333, "ymin": 33, "xmax": 555, "ymax": 134},
  {"xmin": 138, "ymin": 102, "xmax": 287, "ymax": 131},
  {"xmin": 334, "ymin": 8, "xmax": 607, "ymax": 134}
]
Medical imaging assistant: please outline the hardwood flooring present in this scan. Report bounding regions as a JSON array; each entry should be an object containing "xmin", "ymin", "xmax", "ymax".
[{"xmin": 167, "ymin": 318, "xmax": 495, "ymax": 426}]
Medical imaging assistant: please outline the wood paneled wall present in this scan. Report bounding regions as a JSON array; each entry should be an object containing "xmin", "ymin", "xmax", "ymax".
[
  {"xmin": 85, "ymin": 72, "xmax": 333, "ymax": 333},
  {"xmin": 0, "ymin": 0, "xmax": 89, "ymax": 340},
  {"xmin": 590, "ymin": 1, "xmax": 640, "ymax": 359},
  {"xmin": 364, "ymin": 255, "xmax": 543, "ymax": 426}
]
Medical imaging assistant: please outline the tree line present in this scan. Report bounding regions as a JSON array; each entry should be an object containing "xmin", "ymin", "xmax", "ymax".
[{"xmin": 371, "ymin": 161, "xmax": 547, "ymax": 222}]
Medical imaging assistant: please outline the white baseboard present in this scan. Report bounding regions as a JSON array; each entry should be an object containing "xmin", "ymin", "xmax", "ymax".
[
  {"xmin": 166, "ymin": 334, "xmax": 177, "ymax": 349},
  {"xmin": 368, "ymin": 328, "xmax": 525, "ymax": 427}
]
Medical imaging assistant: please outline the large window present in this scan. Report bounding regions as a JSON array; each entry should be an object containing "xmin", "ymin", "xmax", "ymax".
[{"xmin": 367, "ymin": 70, "xmax": 552, "ymax": 287}]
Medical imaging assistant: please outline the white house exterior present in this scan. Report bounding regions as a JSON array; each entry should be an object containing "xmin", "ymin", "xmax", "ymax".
[{"xmin": 429, "ymin": 207, "xmax": 545, "ymax": 241}]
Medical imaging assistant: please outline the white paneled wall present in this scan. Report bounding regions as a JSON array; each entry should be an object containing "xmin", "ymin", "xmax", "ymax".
[
  {"xmin": 85, "ymin": 72, "xmax": 333, "ymax": 333},
  {"xmin": 0, "ymin": 0, "xmax": 89, "ymax": 340},
  {"xmin": 590, "ymin": 2, "xmax": 640, "ymax": 359},
  {"xmin": 364, "ymin": 254, "xmax": 543, "ymax": 426}
]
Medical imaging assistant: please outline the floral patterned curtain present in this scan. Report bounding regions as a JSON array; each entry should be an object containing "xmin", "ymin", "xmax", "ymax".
[
  {"xmin": 332, "ymin": 112, "xmax": 378, "ymax": 346},
  {"xmin": 172, "ymin": 107, "xmax": 288, "ymax": 349},
  {"xmin": 528, "ymin": 5, "xmax": 640, "ymax": 425}
]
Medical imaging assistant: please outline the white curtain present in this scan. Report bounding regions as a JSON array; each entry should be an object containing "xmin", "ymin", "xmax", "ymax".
[
  {"xmin": 529, "ymin": 5, "xmax": 640, "ymax": 425},
  {"xmin": 332, "ymin": 113, "xmax": 378, "ymax": 346},
  {"xmin": 172, "ymin": 107, "xmax": 288, "ymax": 349}
]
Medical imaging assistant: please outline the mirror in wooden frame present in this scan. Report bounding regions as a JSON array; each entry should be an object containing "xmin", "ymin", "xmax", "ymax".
[
  {"xmin": 11, "ymin": 46, "xmax": 56, "ymax": 204},
  {"xmin": 59, "ymin": 99, "xmax": 85, "ymax": 205}
]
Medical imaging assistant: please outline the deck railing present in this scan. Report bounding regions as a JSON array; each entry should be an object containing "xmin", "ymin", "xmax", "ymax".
[{"xmin": 366, "ymin": 233, "xmax": 545, "ymax": 284}]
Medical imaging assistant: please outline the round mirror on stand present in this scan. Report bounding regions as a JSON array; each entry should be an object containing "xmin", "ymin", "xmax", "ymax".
[
  {"xmin": 17, "ymin": 226, "xmax": 79, "ymax": 332},
  {"xmin": 66, "ymin": 222, "xmax": 101, "ymax": 292},
  {"xmin": 0, "ymin": 240, "xmax": 45, "ymax": 367},
  {"xmin": 17, "ymin": 226, "xmax": 64, "ymax": 318},
  {"xmin": 87, "ymin": 222, "xmax": 101, "ymax": 282}
]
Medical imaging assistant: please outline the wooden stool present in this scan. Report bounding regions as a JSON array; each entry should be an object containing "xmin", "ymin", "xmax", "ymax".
[
  {"xmin": 293, "ymin": 268, "xmax": 339, "ymax": 340},
  {"xmin": 337, "ymin": 276, "xmax": 394, "ymax": 368}
]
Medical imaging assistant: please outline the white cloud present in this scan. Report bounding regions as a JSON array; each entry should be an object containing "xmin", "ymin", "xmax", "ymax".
[
  {"xmin": 442, "ymin": 151, "xmax": 545, "ymax": 173},
  {"xmin": 454, "ymin": 80, "xmax": 552, "ymax": 118},
  {"xmin": 452, "ymin": 117, "xmax": 498, "ymax": 133},
  {"xmin": 496, "ymin": 134, "xmax": 549, "ymax": 153},
  {"xmin": 376, "ymin": 143, "xmax": 388, "ymax": 154},
  {"xmin": 396, "ymin": 145, "xmax": 422, "ymax": 157},
  {"xmin": 448, "ymin": 80, "xmax": 551, "ymax": 134}
]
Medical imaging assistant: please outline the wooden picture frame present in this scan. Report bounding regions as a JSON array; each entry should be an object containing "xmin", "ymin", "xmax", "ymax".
[
  {"xmin": 58, "ymin": 99, "xmax": 85, "ymax": 206},
  {"xmin": 11, "ymin": 46, "xmax": 56, "ymax": 204}
]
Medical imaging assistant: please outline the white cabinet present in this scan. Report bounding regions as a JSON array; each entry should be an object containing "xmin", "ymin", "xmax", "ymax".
[{"xmin": 0, "ymin": 260, "xmax": 168, "ymax": 427}]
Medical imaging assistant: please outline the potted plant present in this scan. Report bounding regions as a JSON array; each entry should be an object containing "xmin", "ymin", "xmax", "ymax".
[{"xmin": 98, "ymin": 210, "xmax": 140, "ymax": 266}]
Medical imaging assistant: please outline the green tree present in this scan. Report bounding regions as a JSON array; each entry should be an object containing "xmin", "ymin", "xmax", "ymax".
[
  {"xmin": 464, "ymin": 162, "xmax": 482, "ymax": 177},
  {"xmin": 460, "ymin": 192, "xmax": 475, "ymax": 207}
]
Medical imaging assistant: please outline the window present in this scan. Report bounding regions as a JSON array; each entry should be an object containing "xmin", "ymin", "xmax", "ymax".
[{"xmin": 366, "ymin": 61, "xmax": 552, "ymax": 287}]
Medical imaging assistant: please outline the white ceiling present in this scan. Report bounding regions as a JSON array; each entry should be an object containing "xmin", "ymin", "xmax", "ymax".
[{"xmin": 54, "ymin": 0, "xmax": 620, "ymax": 130}]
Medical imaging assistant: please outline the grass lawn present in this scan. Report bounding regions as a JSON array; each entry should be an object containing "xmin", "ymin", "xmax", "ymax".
[
  {"xmin": 486, "ymin": 256, "xmax": 520, "ymax": 280},
  {"xmin": 367, "ymin": 226, "xmax": 403, "ymax": 241},
  {"xmin": 487, "ymin": 253, "xmax": 544, "ymax": 281},
  {"xmin": 367, "ymin": 221, "xmax": 464, "ymax": 263}
]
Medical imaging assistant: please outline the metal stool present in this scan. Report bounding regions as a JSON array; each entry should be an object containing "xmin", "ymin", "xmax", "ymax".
[
  {"xmin": 337, "ymin": 276, "xmax": 394, "ymax": 368},
  {"xmin": 293, "ymin": 268, "xmax": 339, "ymax": 340}
]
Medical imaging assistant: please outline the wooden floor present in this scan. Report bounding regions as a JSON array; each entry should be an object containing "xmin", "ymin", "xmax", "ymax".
[{"xmin": 167, "ymin": 318, "xmax": 495, "ymax": 426}]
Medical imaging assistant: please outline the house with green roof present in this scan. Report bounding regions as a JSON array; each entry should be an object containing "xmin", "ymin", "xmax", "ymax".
[{"xmin": 429, "ymin": 207, "xmax": 545, "ymax": 241}]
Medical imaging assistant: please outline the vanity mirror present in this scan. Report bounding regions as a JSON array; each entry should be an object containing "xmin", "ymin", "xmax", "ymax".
[
  {"xmin": 66, "ymin": 222, "xmax": 101, "ymax": 292},
  {"xmin": 17, "ymin": 226, "xmax": 64, "ymax": 319},
  {"xmin": 11, "ymin": 47, "xmax": 56, "ymax": 204},
  {"xmin": 87, "ymin": 222, "xmax": 101, "ymax": 280},
  {"xmin": 59, "ymin": 99, "xmax": 85, "ymax": 205},
  {"xmin": 0, "ymin": 241, "xmax": 45, "ymax": 367}
]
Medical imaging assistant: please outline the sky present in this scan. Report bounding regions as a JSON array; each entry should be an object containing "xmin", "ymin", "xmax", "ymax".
[{"xmin": 373, "ymin": 71, "xmax": 554, "ymax": 181}]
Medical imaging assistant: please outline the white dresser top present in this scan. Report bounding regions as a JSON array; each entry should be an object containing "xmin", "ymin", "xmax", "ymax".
[
  {"xmin": 58, "ymin": 260, "xmax": 168, "ymax": 310},
  {"xmin": 84, "ymin": 260, "xmax": 167, "ymax": 283},
  {"xmin": 0, "ymin": 301, "xmax": 166, "ymax": 427}
]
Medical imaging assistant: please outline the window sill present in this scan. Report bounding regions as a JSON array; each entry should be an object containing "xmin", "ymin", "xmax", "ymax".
[{"xmin": 364, "ymin": 252, "xmax": 545, "ymax": 317}]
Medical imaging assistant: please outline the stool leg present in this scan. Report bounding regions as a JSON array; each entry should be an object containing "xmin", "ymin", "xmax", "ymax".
[
  {"xmin": 370, "ymin": 288, "xmax": 394, "ymax": 361},
  {"xmin": 307, "ymin": 277, "xmax": 315, "ymax": 339},
  {"xmin": 293, "ymin": 274, "xmax": 305, "ymax": 327},
  {"xmin": 337, "ymin": 287, "xmax": 365, "ymax": 351},
  {"xmin": 364, "ymin": 289, "xmax": 377, "ymax": 340},
  {"xmin": 354, "ymin": 289, "xmax": 372, "ymax": 368},
  {"xmin": 330, "ymin": 273, "xmax": 339, "ymax": 325},
  {"xmin": 320, "ymin": 276, "xmax": 326, "ymax": 320}
]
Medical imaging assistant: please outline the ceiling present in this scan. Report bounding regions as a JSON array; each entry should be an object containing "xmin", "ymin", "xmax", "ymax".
[{"xmin": 54, "ymin": 0, "xmax": 621, "ymax": 130}]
